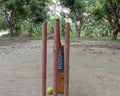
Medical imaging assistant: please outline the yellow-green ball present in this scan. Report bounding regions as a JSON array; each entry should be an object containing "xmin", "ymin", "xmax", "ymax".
[{"xmin": 47, "ymin": 87, "xmax": 53, "ymax": 94}]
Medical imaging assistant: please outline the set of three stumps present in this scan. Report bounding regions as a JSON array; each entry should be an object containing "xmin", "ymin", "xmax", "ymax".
[{"xmin": 41, "ymin": 19, "xmax": 70, "ymax": 96}]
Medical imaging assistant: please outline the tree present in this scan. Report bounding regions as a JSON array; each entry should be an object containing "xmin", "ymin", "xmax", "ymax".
[
  {"xmin": 0, "ymin": 0, "xmax": 48, "ymax": 36},
  {"xmin": 29, "ymin": 0, "xmax": 48, "ymax": 23},
  {"xmin": 60, "ymin": 0, "xmax": 91, "ymax": 38},
  {"xmin": 26, "ymin": 0, "xmax": 48, "ymax": 36},
  {"xmin": 92, "ymin": 0, "xmax": 120, "ymax": 40},
  {"xmin": 0, "ymin": 0, "xmax": 29, "ymax": 36},
  {"xmin": 60, "ymin": 0, "xmax": 120, "ymax": 39}
]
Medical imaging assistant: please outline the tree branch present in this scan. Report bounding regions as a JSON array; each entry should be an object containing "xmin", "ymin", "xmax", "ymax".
[
  {"xmin": 13, "ymin": 1, "xmax": 23, "ymax": 15},
  {"xmin": 108, "ymin": 0, "xmax": 118, "ymax": 23},
  {"xmin": 4, "ymin": 9, "xmax": 11, "ymax": 26},
  {"xmin": 116, "ymin": 0, "xmax": 120, "ymax": 3},
  {"xmin": 106, "ymin": 9, "xmax": 114, "ymax": 28}
]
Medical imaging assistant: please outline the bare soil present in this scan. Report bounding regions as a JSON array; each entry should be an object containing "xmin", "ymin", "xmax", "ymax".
[{"xmin": 0, "ymin": 38, "xmax": 120, "ymax": 96}]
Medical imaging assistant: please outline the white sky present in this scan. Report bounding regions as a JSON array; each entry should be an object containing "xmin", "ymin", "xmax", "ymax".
[
  {"xmin": 48, "ymin": 0, "xmax": 69, "ymax": 18},
  {"xmin": 52, "ymin": 0, "xmax": 60, "ymax": 4}
]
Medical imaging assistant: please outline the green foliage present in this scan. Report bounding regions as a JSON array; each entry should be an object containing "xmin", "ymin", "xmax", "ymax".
[
  {"xmin": 0, "ymin": 14, "xmax": 3, "ymax": 30},
  {"xmin": 60, "ymin": 0, "xmax": 75, "ymax": 7},
  {"xmin": 29, "ymin": 0, "xmax": 48, "ymax": 23},
  {"xmin": 92, "ymin": 8, "xmax": 105, "ymax": 20},
  {"xmin": 5, "ymin": 0, "xmax": 14, "ymax": 10},
  {"xmin": 61, "ymin": 0, "xmax": 85, "ymax": 13},
  {"xmin": 14, "ymin": 5, "xmax": 31, "ymax": 21},
  {"xmin": 47, "ymin": 18, "xmax": 55, "ymax": 34},
  {"xmin": 60, "ymin": 0, "xmax": 86, "ymax": 37},
  {"xmin": 59, "ymin": 0, "xmax": 120, "ymax": 39},
  {"xmin": 92, "ymin": 0, "xmax": 120, "ymax": 22},
  {"xmin": 60, "ymin": 12, "xmax": 66, "ymax": 36},
  {"xmin": 19, "ymin": 20, "xmax": 42, "ymax": 38},
  {"xmin": 0, "ymin": 14, "xmax": 8, "ymax": 30},
  {"xmin": 69, "ymin": 22, "xmax": 76, "ymax": 39},
  {"xmin": 73, "ymin": 0, "xmax": 85, "ymax": 12},
  {"xmin": 0, "ymin": 0, "xmax": 119, "ymax": 40},
  {"xmin": 0, "ymin": 0, "xmax": 49, "ymax": 36},
  {"xmin": 82, "ymin": 19, "xmax": 111, "ymax": 37}
]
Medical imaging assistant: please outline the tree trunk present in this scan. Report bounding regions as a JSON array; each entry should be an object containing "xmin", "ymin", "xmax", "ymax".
[
  {"xmin": 29, "ymin": 22, "xmax": 33, "ymax": 36},
  {"xmin": 9, "ymin": 24, "xmax": 14, "ymax": 36},
  {"xmin": 111, "ymin": 31, "xmax": 118, "ymax": 40},
  {"xmin": 73, "ymin": 13, "xmax": 83, "ymax": 38},
  {"xmin": 6, "ymin": 11, "xmax": 15, "ymax": 37},
  {"xmin": 106, "ymin": 1, "xmax": 120, "ymax": 40},
  {"xmin": 111, "ymin": 24, "xmax": 120, "ymax": 40},
  {"xmin": 75, "ymin": 26, "xmax": 81, "ymax": 38}
]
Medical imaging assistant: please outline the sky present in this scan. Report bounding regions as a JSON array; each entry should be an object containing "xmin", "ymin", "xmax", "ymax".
[
  {"xmin": 52, "ymin": 0, "xmax": 59, "ymax": 4},
  {"xmin": 48, "ymin": 0, "xmax": 69, "ymax": 18}
]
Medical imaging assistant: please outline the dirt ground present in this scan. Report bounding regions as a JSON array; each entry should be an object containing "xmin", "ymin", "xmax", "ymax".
[{"xmin": 0, "ymin": 38, "xmax": 120, "ymax": 96}]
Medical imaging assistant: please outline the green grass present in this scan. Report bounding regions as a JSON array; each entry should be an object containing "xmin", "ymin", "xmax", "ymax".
[{"xmin": 70, "ymin": 35, "xmax": 119, "ymax": 41}]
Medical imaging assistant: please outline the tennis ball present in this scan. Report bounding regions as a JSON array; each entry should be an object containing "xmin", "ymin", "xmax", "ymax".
[{"xmin": 47, "ymin": 87, "xmax": 53, "ymax": 94}]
